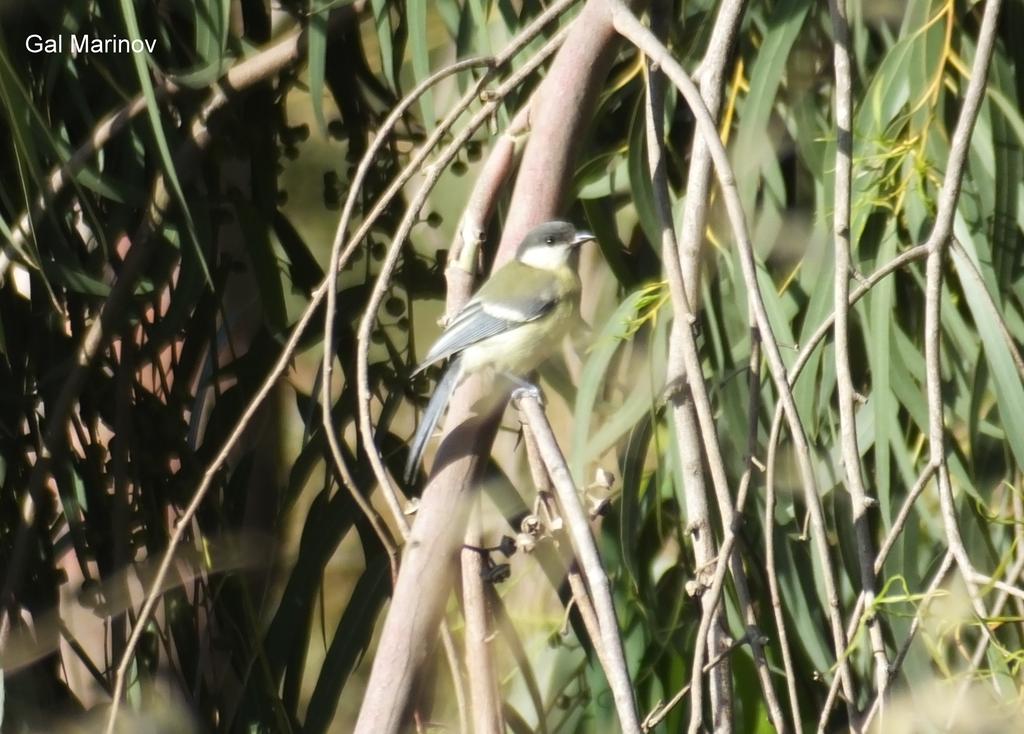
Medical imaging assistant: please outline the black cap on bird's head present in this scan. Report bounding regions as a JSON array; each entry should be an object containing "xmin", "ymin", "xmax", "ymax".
[{"xmin": 515, "ymin": 220, "xmax": 596, "ymax": 269}]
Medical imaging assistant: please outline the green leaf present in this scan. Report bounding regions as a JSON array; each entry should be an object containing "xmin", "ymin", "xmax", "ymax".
[
  {"xmin": 953, "ymin": 234, "xmax": 1024, "ymax": 473},
  {"xmin": 369, "ymin": 0, "xmax": 398, "ymax": 90},
  {"xmin": 627, "ymin": 95, "xmax": 662, "ymax": 253},
  {"xmin": 308, "ymin": 0, "xmax": 329, "ymax": 136},
  {"xmin": 228, "ymin": 194, "xmax": 288, "ymax": 333},
  {"xmin": 407, "ymin": 0, "xmax": 435, "ymax": 131},
  {"xmin": 304, "ymin": 550, "xmax": 390, "ymax": 734},
  {"xmin": 118, "ymin": 0, "xmax": 212, "ymax": 285},
  {"xmin": 571, "ymin": 288, "xmax": 647, "ymax": 481},
  {"xmin": 732, "ymin": 0, "xmax": 811, "ymax": 214}
]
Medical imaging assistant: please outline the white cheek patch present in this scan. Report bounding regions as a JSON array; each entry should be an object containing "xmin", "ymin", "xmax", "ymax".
[{"xmin": 519, "ymin": 244, "xmax": 571, "ymax": 270}]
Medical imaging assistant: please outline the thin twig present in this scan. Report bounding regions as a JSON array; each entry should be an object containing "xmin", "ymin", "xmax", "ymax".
[
  {"xmin": 515, "ymin": 395, "xmax": 641, "ymax": 733},
  {"xmin": 642, "ymin": 630, "xmax": 757, "ymax": 731},
  {"xmin": 860, "ymin": 550, "xmax": 956, "ymax": 730},
  {"xmin": 923, "ymin": 0, "xmax": 1010, "ymax": 628},
  {"xmin": 320, "ymin": 55, "xmax": 493, "ymax": 575}
]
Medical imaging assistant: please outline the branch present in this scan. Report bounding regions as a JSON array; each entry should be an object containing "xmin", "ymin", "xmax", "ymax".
[
  {"xmin": 515, "ymin": 395, "xmax": 640, "ymax": 733},
  {"xmin": 922, "ymin": 0, "xmax": 1019, "ymax": 629},
  {"xmin": 827, "ymin": 0, "xmax": 889, "ymax": 705},
  {"xmin": 461, "ymin": 521, "xmax": 503, "ymax": 734}
]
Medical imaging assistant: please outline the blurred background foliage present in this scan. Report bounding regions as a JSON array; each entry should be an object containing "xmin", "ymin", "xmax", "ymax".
[{"xmin": 1, "ymin": 0, "xmax": 1023, "ymax": 731}]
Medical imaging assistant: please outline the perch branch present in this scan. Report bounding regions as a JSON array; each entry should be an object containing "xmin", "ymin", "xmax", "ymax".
[{"xmin": 515, "ymin": 395, "xmax": 641, "ymax": 733}]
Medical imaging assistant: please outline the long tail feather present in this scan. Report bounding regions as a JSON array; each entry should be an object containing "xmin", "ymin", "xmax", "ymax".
[{"xmin": 404, "ymin": 357, "xmax": 463, "ymax": 485}]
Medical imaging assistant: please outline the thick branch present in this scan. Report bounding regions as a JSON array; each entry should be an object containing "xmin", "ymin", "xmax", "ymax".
[{"xmin": 352, "ymin": 2, "xmax": 617, "ymax": 729}]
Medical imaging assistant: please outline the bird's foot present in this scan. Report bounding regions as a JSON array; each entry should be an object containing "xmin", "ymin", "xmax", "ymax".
[{"xmin": 507, "ymin": 375, "xmax": 544, "ymax": 406}]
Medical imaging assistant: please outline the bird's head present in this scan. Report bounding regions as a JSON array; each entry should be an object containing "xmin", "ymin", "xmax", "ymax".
[{"xmin": 515, "ymin": 220, "xmax": 595, "ymax": 270}]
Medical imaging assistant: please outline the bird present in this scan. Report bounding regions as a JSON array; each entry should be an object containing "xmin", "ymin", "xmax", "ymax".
[{"xmin": 403, "ymin": 220, "xmax": 595, "ymax": 484}]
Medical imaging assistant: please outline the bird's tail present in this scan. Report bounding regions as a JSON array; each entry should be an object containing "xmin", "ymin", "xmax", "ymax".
[{"xmin": 404, "ymin": 357, "xmax": 463, "ymax": 485}]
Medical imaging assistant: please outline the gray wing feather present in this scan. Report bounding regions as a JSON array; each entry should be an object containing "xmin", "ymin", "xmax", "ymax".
[{"xmin": 412, "ymin": 296, "xmax": 555, "ymax": 374}]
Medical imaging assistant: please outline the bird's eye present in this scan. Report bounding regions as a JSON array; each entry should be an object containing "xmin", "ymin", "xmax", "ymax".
[{"xmin": 545, "ymin": 236, "xmax": 554, "ymax": 244}]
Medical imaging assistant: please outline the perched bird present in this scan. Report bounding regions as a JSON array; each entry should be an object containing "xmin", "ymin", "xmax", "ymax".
[{"xmin": 403, "ymin": 220, "xmax": 595, "ymax": 484}]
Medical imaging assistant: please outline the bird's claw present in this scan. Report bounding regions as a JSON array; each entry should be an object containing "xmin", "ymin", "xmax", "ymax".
[{"xmin": 511, "ymin": 383, "xmax": 544, "ymax": 406}]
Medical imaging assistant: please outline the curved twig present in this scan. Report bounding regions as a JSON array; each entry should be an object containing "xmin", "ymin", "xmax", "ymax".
[
  {"xmin": 923, "ymin": 0, "xmax": 1012, "ymax": 631},
  {"xmin": 320, "ymin": 56, "xmax": 494, "ymax": 573}
]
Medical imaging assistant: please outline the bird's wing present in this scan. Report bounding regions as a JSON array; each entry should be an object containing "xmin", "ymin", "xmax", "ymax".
[{"xmin": 412, "ymin": 262, "xmax": 560, "ymax": 373}]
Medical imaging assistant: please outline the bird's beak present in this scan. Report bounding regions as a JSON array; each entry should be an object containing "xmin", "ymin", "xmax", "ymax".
[{"xmin": 572, "ymin": 230, "xmax": 596, "ymax": 247}]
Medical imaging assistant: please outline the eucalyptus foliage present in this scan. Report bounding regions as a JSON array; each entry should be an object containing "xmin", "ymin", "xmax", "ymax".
[{"xmin": 1, "ymin": 0, "xmax": 1023, "ymax": 732}]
